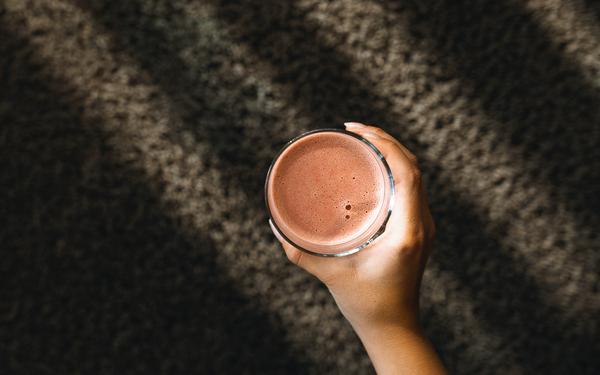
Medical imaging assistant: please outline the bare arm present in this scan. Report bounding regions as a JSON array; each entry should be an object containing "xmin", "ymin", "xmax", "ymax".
[{"xmin": 354, "ymin": 320, "xmax": 447, "ymax": 374}]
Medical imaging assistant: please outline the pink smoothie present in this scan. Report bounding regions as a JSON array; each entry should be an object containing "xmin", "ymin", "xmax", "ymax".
[{"xmin": 267, "ymin": 130, "xmax": 392, "ymax": 255}]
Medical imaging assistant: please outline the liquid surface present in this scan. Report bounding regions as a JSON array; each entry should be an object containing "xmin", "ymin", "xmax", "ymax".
[{"xmin": 268, "ymin": 132, "xmax": 385, "ymax": 245}]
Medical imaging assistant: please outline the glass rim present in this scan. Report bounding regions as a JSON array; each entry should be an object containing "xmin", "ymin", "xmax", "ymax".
[{"xmin": 264, "ymin": 128, "xmax": 395, "ymax": 257}]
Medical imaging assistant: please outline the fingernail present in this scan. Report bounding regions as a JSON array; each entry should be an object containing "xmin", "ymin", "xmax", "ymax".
[
  {"xmin": 344, "ymin": 122, "xmax": 366, "ymax": 129},
  {"xmin": 269, "ymin": 219, "xmax": 285, "ymax": 243}
]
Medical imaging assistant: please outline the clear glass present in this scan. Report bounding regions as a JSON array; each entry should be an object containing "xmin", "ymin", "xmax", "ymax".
[{"xmin": 265, "ymin": 129, "xmax": 395, "ymax": 257}]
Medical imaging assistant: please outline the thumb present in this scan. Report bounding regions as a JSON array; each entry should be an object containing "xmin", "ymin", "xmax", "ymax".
[
  {"xmin": 269, "ymin": 219, "xmax": 305, "ymax": 266},
  {"xmin": 268, "ymin": 220, "xmax": 334, "ymax": 275}
]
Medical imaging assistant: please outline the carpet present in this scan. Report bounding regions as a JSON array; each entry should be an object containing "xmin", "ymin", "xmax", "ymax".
[{"xmin": 1, "ymin": 0, "xmax": 599, "ymax": 373}]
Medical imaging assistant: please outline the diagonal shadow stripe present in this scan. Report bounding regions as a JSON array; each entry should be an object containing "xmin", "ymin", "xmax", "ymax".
[
  {"xmin": 77, "ymin": 0, "xmax": 287, "ymax": 202},
  {"xmin": 75, "ymin": 0, "xmax": 599, "ymax": 373},
  {"xmin": 582, "ymin": 0, "xmax": 600, "ymax": 23},
  {"xmin": 0, "ymin": 20, "xmax": 310, "ymax": 375},
  {"xmin": 383, "ymin": 0, "xmax": 600, "ymax": 234}
]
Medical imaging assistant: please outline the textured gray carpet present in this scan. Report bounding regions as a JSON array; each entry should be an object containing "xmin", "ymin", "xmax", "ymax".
[{"xmin": 1, "ymin": 0, "xmax": 599, "ymax": 374}]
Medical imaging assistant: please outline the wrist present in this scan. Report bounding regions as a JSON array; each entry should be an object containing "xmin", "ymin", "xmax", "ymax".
[
  {"xmin": 329, "ymin": 287, "xmax": 421, "ymax": 336},
  {"xmin": 351, "ymin": 315, "xmax": 422, "ymax": 343}
]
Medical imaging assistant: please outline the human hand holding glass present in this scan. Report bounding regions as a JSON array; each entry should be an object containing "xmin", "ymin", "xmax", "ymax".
[{"xmin": 270, "ymin": 123, "xmax": 446, "ymax": 374}]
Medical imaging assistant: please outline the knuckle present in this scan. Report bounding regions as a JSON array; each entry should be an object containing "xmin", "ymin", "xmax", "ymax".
[
  {"xmin": 366, "ymin": 125, "xmax": 384, "ymax": 133},
  {"xmin": 404, "ymin": 166, "xmax": 422, "ymax": 186},
  {"xmin": 410, "ymin": 154, "xmax": 419, "ymax": 166},
  {"xmin": 368, "ymin": 126, "xmax": 392, "ymax": 139},
  {"xmin": 379, "ymin": 138, "xmax": 396, "ymax": 149},
  {"xmin": 377, "ymin": 138, "xmax": 399, "ymax": 157},
  {"xmin": 412, "ymin": 166, "xmax": 422, "ymax": 179},
  {"xmin": 413, "ymin": 231, "xmax": 426, "ymax": 249},
  {"xmin": 402, "ymin": 228, "xmax": 427, "ymax": 252}
]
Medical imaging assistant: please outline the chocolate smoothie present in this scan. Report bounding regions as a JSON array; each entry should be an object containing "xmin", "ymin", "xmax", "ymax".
[{"xmin": 266, "ymin": 130, "xmax": 394, "ymax": 256}]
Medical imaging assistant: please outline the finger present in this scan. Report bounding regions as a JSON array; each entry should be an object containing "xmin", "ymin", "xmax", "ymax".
[
  {"xmin": 345, "ymin": 123, "xmax": 421, "ymax": 198},
  {"xmin": 344, "ymin": 123, "xmax": 424, "ymax": 246},
  {"xmin": 345, "ymin": 122, "xmax": 418, "ymax": 164},
  {"xmin": 370, "ymin": 136, "xmax": 423, "ymax": 235}
]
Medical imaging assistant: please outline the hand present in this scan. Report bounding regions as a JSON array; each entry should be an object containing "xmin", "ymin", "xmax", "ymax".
[
  {"xmin": 270, "ymin": 123, "xmax": 446, "ymax": 374},
  {"xmin": 270, "ymin": 122, "xmax": 435, "ymax": 333}
]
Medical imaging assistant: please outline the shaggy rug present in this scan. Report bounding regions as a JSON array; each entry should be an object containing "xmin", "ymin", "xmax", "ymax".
[{"xmin": 1, "ymin": 0, "xmax": 599, "ymax": 373}]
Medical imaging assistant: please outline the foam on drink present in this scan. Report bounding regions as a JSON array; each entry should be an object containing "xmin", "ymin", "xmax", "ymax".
[{"xmin": 267, "ymin": 131, "xmax": 386, "ymax": 250}]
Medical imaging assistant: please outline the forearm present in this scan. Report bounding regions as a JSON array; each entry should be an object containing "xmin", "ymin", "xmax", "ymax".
[{"xmin": 354, "ymin": 322, "xmax": 447, "ymax": 375}]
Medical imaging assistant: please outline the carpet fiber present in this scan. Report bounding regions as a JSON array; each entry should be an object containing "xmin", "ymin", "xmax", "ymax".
[{"xmin": 1, "ymin": 0, "xmax": 599, "ymax": 374}]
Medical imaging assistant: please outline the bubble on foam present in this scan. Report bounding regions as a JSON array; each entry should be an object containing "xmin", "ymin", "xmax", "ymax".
[
  {"xmin": 345, "ymin": 204, "xmax": 352, "ymax": 210},
  {"xmin": 345, "ymin": 215, "xmax": 350, "ymax": 219}
]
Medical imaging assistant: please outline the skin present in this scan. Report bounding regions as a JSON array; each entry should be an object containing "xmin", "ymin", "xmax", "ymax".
[{"xmin": 269, "ymin": 123, "xmax": 447, "ymax": 374}]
